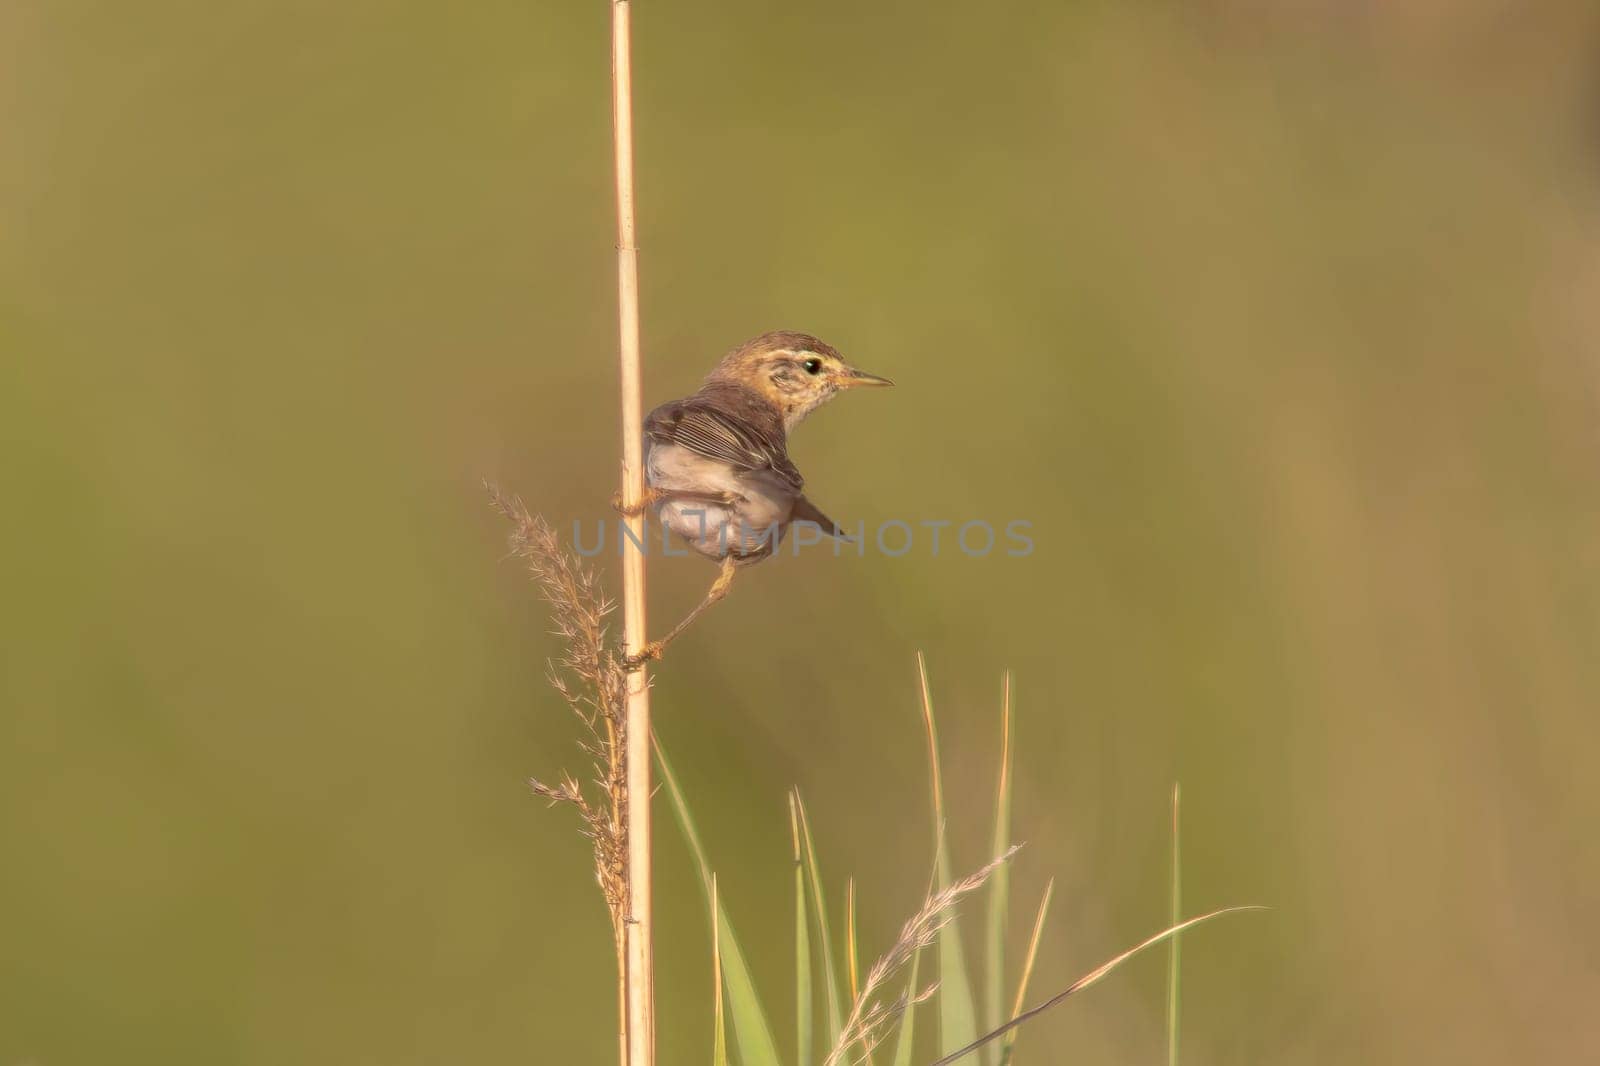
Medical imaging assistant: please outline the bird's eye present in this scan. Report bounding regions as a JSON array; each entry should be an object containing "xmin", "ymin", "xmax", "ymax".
[{"xmin": 802, "ymin": 357, "xmax": 822, "ymax": 375}]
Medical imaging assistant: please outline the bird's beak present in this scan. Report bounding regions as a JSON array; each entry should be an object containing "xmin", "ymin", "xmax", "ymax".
[{"xmin": 837, "ymin": 366, "xmax": 894, "ymax": 389}]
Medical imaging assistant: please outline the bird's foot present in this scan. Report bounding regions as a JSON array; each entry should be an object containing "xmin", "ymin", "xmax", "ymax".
[
  {"xmin": 622, "ymin": 640, "xmax": 665, "ymax": 671},
  {"xmin": 611, "ymin": 487, "xmax": 661, "ymax": 517},
  {"xmin": 614, "ymin": 487, "xmax": 743, "ymax": 515}
]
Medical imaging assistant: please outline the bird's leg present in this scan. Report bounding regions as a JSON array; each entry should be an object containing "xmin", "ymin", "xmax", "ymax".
[
  {"xmin": 624, "ymin": 555, "xmax": 738, "ymax": 669},
  {"xmin": 611, "ymin": 487, "xmax": 740, "ymax": 517},
  {"xmin": 610, "ymin": 486, "xmax": 663, "ymax": 517}
]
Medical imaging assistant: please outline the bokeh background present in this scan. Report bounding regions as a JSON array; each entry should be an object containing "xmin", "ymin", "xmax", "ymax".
[{"xmin": 4, "ymin": 1, "xmax": 1599, "ymax": 1062}]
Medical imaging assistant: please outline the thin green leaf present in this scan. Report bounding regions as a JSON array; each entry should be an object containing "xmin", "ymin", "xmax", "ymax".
[
  {"xmin": 846, "ymin": 878, "xmax": 860, "ymax": 1002},
  {"xmin": 713, "ymin": 874, "xmax": 729, "ymax": 1066},
  {"xmin": 928, "ymin": 906, "xmax": 1267, "ymax": 1066},
  {"xmin": 983, "ymin": 673, "xmax": 1013, "ymax": 1066},
  {"xmin": 997, "ymin": 878, "xmax": 1053, "ymax": 1066},
  {"xmin": 654, "ymin": 732, "xmax": 783, "ymax": 1066},
  {"xmin": 794, "ymin": 789, "xmax": 847, "ymax": 1050},
  {"xmin": 889, "ymin": 945, "xmax": 921, "ymax": 1066},
  {"xmin": 1167, "ymin": 783, "xmax": 1182, "ymax": 1066},
  {"xmin": 917, "ymin": 652, "xmax": 979, "ymax": 1057},
  {"xmin": 791, "ymin": 795, "xmax": 814, "ymax": 1066},
  {"xmin": 845, "ymin": 877, "xmax": 876, "ymax": 1066}
]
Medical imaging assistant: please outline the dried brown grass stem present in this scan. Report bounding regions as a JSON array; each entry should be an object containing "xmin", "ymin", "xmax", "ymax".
[{"xmin": 609, "ymin": 1, "xmax": 654, "ymax": 1062}]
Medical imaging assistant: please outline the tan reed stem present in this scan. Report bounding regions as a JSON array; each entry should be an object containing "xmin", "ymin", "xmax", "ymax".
[{"xmin": 610, "ymin": 2, "xmax": 654, "ymax": 1064}]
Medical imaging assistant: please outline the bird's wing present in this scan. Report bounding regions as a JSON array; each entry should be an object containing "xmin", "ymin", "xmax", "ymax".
[{"xmin": 646, "ymin": 399, "xmax": 804, "ymax": 491}]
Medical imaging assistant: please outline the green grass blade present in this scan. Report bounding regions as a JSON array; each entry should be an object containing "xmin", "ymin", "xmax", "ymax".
[
  {"xmin": 794, "ymin": 789, "xmax": 847, "ymax": 1051},
  {"xmin": 654, "ymin": 732, "xmax": 783, "ymax": 1066},
  {"xmin": 983, "ymin": 673, "xmax": 1014, "ymax": 1066},
  {"xmin": 713, "ymin": 874, "xmax": 730, "ymax": 1066},
  {"xmin": 845, "ymin": 877, "xmax": 876, "ymax": 1066},
  {"xmin": 889, "ymin": 945, "xmax": 921, "ymax": 1066},
  {"xmin": 791, "ymin": 795, "xmax": 814, "ymax": 1066},
  {"xmin": 929, "ymin": 907, "xmax": 1267, "ymax": 1066},
  {"xmin": 1167, "ymin": 783, "xmax": 1182, "ymax": 1066},
  {"xmin": 916, "ymin": 654, "xmax": 947, "ymax": 883},
  {"xmin": 998, "ymin": 878, "xmax": 1053, "ymax": 1066},
  {"xmin": 846, "ymin": 877, "xmax": 860, "ymax": 1003},
  {"xmin": 917, "ymin": 652, "xmax": 979, "ymax": 1058}
]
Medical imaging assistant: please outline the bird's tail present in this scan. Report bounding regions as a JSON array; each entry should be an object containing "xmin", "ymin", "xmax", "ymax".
[{"xmin": 792, "ymin": 495, "xmax": 854, "ymax": 542}]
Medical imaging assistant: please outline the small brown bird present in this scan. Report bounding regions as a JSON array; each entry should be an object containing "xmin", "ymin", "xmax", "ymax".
[{"xmin": 617, "ymin": 330, "xmax": 892, "ymax": 665}]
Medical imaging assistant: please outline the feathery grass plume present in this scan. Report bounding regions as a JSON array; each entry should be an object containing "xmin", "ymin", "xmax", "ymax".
[
  {"xmin": 486, "ymin": 483, "xmax": 629, "ymax": 955},
  {"xmin": 822, "ymin": 846, "xmax": 1023, "ymax": 1066}
]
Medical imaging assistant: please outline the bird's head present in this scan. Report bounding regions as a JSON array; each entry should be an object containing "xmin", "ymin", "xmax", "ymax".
[{"xmin": 706, "ymin": 330, "xmax": 893, "ymax": 429}]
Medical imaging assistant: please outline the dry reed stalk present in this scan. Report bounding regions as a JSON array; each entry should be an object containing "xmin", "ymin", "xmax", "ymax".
[
  {"xmin": 823, "ymin": 846, "xmax": 1023, "ymax": 1066},
  {"xmin": 609, "ymin": 2, "xmax": 654, "ymax": 1064}
]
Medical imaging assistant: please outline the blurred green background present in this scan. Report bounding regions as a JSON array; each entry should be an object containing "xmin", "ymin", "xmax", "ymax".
[{"xmin": 4, "ymin": 1, "xmax": 1599, "ymax": 1062}]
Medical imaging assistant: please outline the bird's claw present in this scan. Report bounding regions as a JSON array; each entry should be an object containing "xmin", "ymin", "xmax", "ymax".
[
  {"xmin": 623, "ymin": 641, "xmax": 664, "ymax": 671},
  {"xmin": 611, "ymin": 489, "xmax": 656, "ymax": 517}
]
